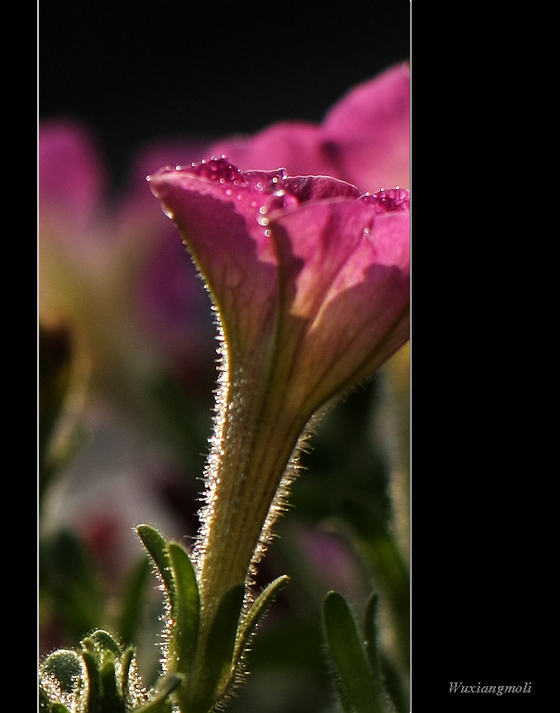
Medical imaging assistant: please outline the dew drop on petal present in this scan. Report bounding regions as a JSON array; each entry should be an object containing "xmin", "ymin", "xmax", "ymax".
[{"xmin": 359, "ymin": 187, "xmax": 410, "ymax": 214}]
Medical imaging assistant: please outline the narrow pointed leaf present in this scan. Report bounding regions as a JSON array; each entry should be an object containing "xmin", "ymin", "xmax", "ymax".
[
  {"xmin": 135, "ymin": 674, "xmax": 183, "ymax": 713},
  {"xmin": 136, "ymin": 525, "xmax": 176, "ymax": 609},
  {"xmin": 99, "ymin": 654, "xmax": 123, "ymax": 713},
  {"xmin": 191, "ymin": 584, "xmax": 245, "ymax": 711},
  {"xmin": 323, "ymin": 591, "xmax": 385, "ymax": 713},
  {"xmin": 364, "ymin": 592, "xmax": 409, "ymax": 712},
  {"xmin": 119, "ymin": 647, "xmax": 135, "ymax": 700},
  {"xmin": 85, "ymin": 630, "xmax": 122, "ymax": 656},
  {"xmin": 82, "ymin": 650, "xmax": 102, "ymax": 712},
  {"xmin": 168, "ymin": 542, "xmax": 200, "ymax": 674},
  {"xmin": 235, "ymin": 575, "xmax": 289, "ymax": 661}
]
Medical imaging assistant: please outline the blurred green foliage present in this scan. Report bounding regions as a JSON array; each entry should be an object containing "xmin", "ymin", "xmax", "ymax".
[{"xmin": 39, "ymin": 314, "xmax": 409, "ymax": 712}]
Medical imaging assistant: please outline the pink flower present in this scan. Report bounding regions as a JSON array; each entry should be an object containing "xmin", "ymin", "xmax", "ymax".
[
  {"xmin": 148, "ymin": 157, "xmax": 409, "ymax": 616},
  {"xmin": 210, "ymin": 62, "xmax": 409, "ymax": 192},
  {"xmin": 39, "ymin": 121, "xmax": 216, "ymax": 404},
  {"xmin": 321, "ymin": 62, "xmax": 410, "ymax": 191}
]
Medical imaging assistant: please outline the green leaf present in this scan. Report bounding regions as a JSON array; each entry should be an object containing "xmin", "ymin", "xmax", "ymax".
[
  {"xmin": 85, "ymin": 630, "xmax": 123, "ymax": 657},
  {"xmin": 204, "ymin": 584, "xmax": 245, "ymax": 687},
  {"xmin": 82, "ymin": 649, "xmax": 103, "ymax": 713},
  {"xmin": 168, "ymin": 542, "xmax": 200, "ymax": 675},
  {"xmin": 323, "ymin": 591, "xmax": 385, "ymax": 713},
  {"xmin": 40, "ymin": 631, "xmax": 150, "ymax": 713},
  {"xmin": 136, "ymin": 525, "xmax": 177, "ymax": 610},
  {"xmin": 189, "ymin": 584, "xmax": 245, "ymax": 712},
  {"xmin": 80, "ymin": 631, "xmax": 130, "ymax": 713},
  {"xmin": 234, "ymin": 575, "xmax": 289, "ymax": 662},
  {"xmin": 363, "ymin": 593, "xmax": 410, "ymax": 713},
  {"xmin": 135, "ymin": 674, "xmax": 183, "ymax": 713},
  {"xmin": 99, "ymin": 653, "xmax": 124, "ymax": 713},
  {"xmin": 118, "ymin": 647, "xmax": 136, "ymax": 700}
]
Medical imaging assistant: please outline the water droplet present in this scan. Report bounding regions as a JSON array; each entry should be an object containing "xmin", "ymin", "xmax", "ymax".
[{"xmin": 359, "ymin": 187, "xmax": 409, "ymax": 214}]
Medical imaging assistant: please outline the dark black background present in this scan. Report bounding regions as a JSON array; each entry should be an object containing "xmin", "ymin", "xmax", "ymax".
[{"xmin": 39, "ymin": 0, "xmax": 410, "ymax": 184}]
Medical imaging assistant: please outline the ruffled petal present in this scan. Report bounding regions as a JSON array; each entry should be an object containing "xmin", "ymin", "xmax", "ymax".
[{"xmin": 147, "ymin": 159, "xmax": 370, "ymax": 361}]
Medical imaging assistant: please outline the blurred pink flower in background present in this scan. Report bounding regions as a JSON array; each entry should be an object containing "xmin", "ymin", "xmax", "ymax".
[
  {"xmin": 211, "ymin": 62, "xmax": 409, "ymax": 192},
  {"xmin": 39, "ymin": 123, "xmax": 217, "ymax": 402}
]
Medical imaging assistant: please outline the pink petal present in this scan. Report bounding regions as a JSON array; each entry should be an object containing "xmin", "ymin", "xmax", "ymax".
[
  {"xmin": 210, "ymin": 121, "xmax": 335, "ymax": 177},
  {"xmin": 148, "ymin": 158, "xmax": 409, "ymax": 411},
  {"xmin": 39, "ymin": 121, "xmax": 106, "ymax": 231},
  {"xmin": 321, "ymin": 62, "xmax": 410, "ymax": 192},
  {"xmin": 269, "ymin": 194, "xmax": 409, "ymax": 413},
  {"xmin": 147, "ymin": 160, "xmax": 281, "ymax": 357}
]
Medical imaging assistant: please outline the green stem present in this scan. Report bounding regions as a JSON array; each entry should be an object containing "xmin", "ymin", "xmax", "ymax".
[{"xmin": 193, "ymin": 359, "xmax": 307, "ymax": 625}]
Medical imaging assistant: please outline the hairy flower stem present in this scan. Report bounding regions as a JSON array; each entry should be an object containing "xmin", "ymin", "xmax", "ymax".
[{"xmin": 193, "ymin": 342, "xmax": 308, "ymax": 630}]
